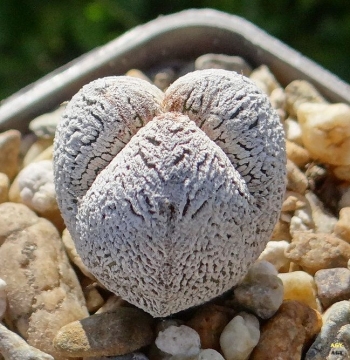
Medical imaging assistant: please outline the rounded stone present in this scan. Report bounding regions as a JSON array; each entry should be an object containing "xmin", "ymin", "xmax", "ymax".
[{"xmin": 53, "ymin": 308, "xmax": 155, "ymax": 358}]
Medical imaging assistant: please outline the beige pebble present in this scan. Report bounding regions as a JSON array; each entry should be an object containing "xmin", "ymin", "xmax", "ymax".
[
  {"xmin": 285, "ymin": 232, "xmax": 350, "ymax": 275},
  {"xmin": 0, "ymin": 173, "xmax": 9, "ymax": 204},
  {"xmin": 285, "ymin": 140, "xmax": 311, "ymax": 168},
  {"xmin": 286, "ymin": 159, "xmax": 308, "ymax": 194},
  {"xmin": 298, "ymin": 102, "xmax": 350, "ymax": 166},
  {"xmin": 0, "ymin": 323, "xmax": 54, "ymax": 360},
  {"xmin": 0, "ymin": 202, "xmax": 88, "ymax": 359},
  {"xmin": 284, "ymin": 118, "xmax": 303, "ymax": 145},
  {"xmin": 22, "ymin": 138, "xmax": 53, "ymax": 167},
  {"xmin": 62, "ymin": 228, "xmax": 97, "ymax": 281},
  {"xmin": 31, "ymin": 144, "xmax": 53, "ymax": 163},
  {"xmin": 125, "ymin": 69, "xmax": 152, "ymax": 83},
  {"xmin": 271, "ymin": 219, "xmax": 291, "ymax": 241},
  {"xmin": 95, "ymin": 295, "xmax": 128, "ymax": 314},
  {"xmin": 305, "ymin": 191, "xmax": 337, "ymax": 234},
  {"xmin": 278, "ymin": 271, "xmax": 318, "ymax": 310},
  {"xmin": 0, "ymin": 129, "xmax": 21, "ymax": 181},
  {"xmin": 82, "ymin": 284, "xmax": 104, "ymax": 313},
  {"xmin": 153, "ymin": 67, "xmax": 176, "ymax": 91},
  {"xmin": 332, "ymin": 164, "xmax": 350, "ymax": 182},
  {"xmin": 285, "ymin": 79, "xmax": 327, "ymax": 117},
  {"xmin": 334, "ymin": 207, "xmax": 350, "ymax": 243},
  {"xmin": 54, "ymin": 308, "xmax": 155, "ymax": 358},
  {"xmin": 249, "ymin": 65, "xmax": 280, "ymax": 95},
  {"xmin": 282, "ymin": 191, "xmax": 307, "ymax": 212},
  {"xmin": 250, "ymin": 300, "xmax": 322, "ymax": 360},
  {"xmin": 259, "ymin": 241, "xmax": 290, "ymax": 272}
]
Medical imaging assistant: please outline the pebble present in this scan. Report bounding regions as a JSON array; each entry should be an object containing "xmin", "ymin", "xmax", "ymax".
[
  {"xmin": 186, "ymin": 304, "xmax": 232, "ymax": 351},
  {"xmin": 285, "ymin": 79, "xmax": 327, "ymax": 117},
  {"xmin": 234, "ymin": 260, "xmax": 284, "ymax": 319},
  {"xmin": 284, "ymin": 118, "xmax": 303, "ymax": 145},
  {"xmin": 0, "ymin": 173, "xmax": 9, "ymax": 204},
  {"xmin": 251, "ymin": 300, "xmax": 322, "ymax": 360},
  {"xmin": 155, "ymin": 325, "xmax": 200, "ymax": 357},
  {"xmin": 285, "ymin": 232, "xmax": 350, "ymax": 275},
  {"xmin": 54, "ymin": 307, "xmax": 155, "ymax": 358},
  {"xmin": 0, "ymin": 323, "xmax": 54, "ymax": 360},
  {"xmin": 334, "ymin": 207, "xmax": 350, "ymax": 243},
  {"xmin": 339, "ymin": 187, "xmax": 350, "ymax": 209},
  {"xmin": 289, "ymin": 206, "xmax": 314, "ymax": 236},
  {"xmin": 333, "ymin": 164, "xmax": 350, "ymax": 182},
  {"xmin": 62, "ymin": 228, "xmax": 97, "ymax": 281},
  {"xmin": 298, "ymin": 102, "xmax": 350, "ymax": 166},
  {"xmin": 271, "ymin": 218, "xmax": 292, "ymax": 241},
  {"xmin": 278, "ymin": 271, "xmax": 318, "ymax": 309},
  {"xmin": 286, "ymin": 159, "xmax": 309, "ymax": 194},
  {"xmin": 305, "ymin": 191, "xmax": 337, "ymax": 234},
  {"xmin": 258, "ymin": 240, "xmax": 290, "ymax": 272},
  {"xmin": 281, "ymin": 191, "xmax": 307, "ymax": 212},
  {"xmin": 195, "ymin": 53, "xmax": 252, "ymax": 76},
  {"xmin": 285, "ymin": 139, "xmax": 311, "ymax": 168},
  {"xmin": 22, "ymin": 138, "xmax": 53, "ymax": 167},
  {"xmin": 305, "ymin": 300, "xmax": 350, "ymax": 360},
  {"xmin": 125, "ymin": 69, "xmax": 152, "ymax": 82},
  {"xmin": 29, "ymin": 103, "xmax": 66, "ymax": 139},
  {"xmin": 153, "ymin": 67, "xmax": 176, "ymax": 90},
  {"xmin": 0, "ymin": 202, "xmax": 88, "ymax": 359},
  {"xmin": 314, "ymin": 268, "xmax": 350, "ymax": 309},
  {"xmin": 95, "ymin": 295, "xmax": 128, "ymax": 314},
  {"xmin": 0, "ymin": 129, "xmax": 21, "ymax": 180},
  {"xmin": 220, "ymin": 312, "xmax": 260, "ymax": 360},
  {"xmin": 249, "ymin": 65, "xmax": 280, "ymax": 95},
  {"xmin": 30, "ymin": 144, "xmax": 53, "ymax": 163},
  {"xmin": 0, "ymin": 278, "xmax": 7, "ymax": 320},
  {"xmin": 82, "ymin": 283, "xmax": 105, "ymax": 313}
]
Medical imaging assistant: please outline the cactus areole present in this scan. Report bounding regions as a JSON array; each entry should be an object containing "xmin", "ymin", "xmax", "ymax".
[{"xmin": 53, "ymin": 69, "xmax": 286, "ymax": 317}]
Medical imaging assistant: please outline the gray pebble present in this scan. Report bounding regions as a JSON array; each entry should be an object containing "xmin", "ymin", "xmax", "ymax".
[
  {"xmin": 195, "ymin": 53, "xmax": 252, "ymax": 75},
  {"xmin": 315, "ymin": 268, "xmax": 350, "ymax": 309}
]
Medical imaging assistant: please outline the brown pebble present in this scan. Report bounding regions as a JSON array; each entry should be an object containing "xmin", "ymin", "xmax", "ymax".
[
  {"xmin": 0, "ymin": 130, "xmax": 21, "ymax": 180},
  {"xmin": 53, "ymin": 308, "xmax": 155, "ymax": 358},
  {"xmin": 334, "ymin": 207, "xmax": 350, "ymax": 243},
  {"xmin": 250, "ymin": 300, "xmax": 322, "ymax": 360},
  {"xmin": 285, "ymin": 232, "xmax": 350, "ymax": 275},
  {"xmin": 186, "ymin": 304, "xmax": 233, "ymax": 351},
  {"xmin": 271, "ymin": 219, "xmax": 291, "ymax": 241},
  {"xmin": 285, "ymin": 140, "xmax": 311, "ymax": 168},
  {"xmin": 286, "ymin": 159, "xmax": 309, "ymax": 194},
  {"xmin": 0, "ymin": 173, "xmax": 9, "ymax": 204}
]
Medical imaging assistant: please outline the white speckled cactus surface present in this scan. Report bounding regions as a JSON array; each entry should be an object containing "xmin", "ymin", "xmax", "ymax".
[{"xmin": 53, "ymin": 69, "xmax": 286, "ymax": 317}]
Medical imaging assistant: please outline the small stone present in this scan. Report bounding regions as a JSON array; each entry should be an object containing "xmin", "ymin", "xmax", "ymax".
[
  {"xmin": 333, "ymin": 164, "xmax": 350, "ymax": 182},
  {"xmin": 186, "ymin": 304, "xmax": 233, "ymax": 351},
  {"xmin": 196, "ymin": 349, "xmax": 225, "ymax": 360},
  {"xmin": 305, "ymin": 191, "xmax": 337, "ymax": 234},
  {"xmin": 334, "ymin": 207, "xmax": 350, "ymax": 243},
  {"xmin": 285, "ymin": 140, "xmax": 311, "ymax": 168},
  {"xmin": 22, "ymin": 138, "xmax": 53, "ymax": 167},
  {"xmin": 305, "ymin": 300, "xmax": 350, "ymax": 360},
  {"xmin": 31, "ymin": 144, "xmax": 53, "ymax": 163},
  {"xmin": 62, "ymin": 228, "xmax": 97, "ymax": 281},
  {"xmin": 126, "ymin": 69, "xmax": 152, "ymax": 83},
  {"xmin": 83, "ymin": 283, "xmax": 105, "ymax": 313},
  {"xmin": 250, "ymin": 65, "xmax": 280, "ymax": 95},
  {"xmin": 289, "ymin": 206, "xmax": 315, "ymax": 236},
  {"xmin": 95, "ymin": 295, "xmax": 128, "ymax": 314},
  {"xmin": 286, "ymin": 159, "xmax": 309, "ymax": 194},
  {"xmin": 29, "ymin": 103, "xmax": 66, "ymax": 139},
  {"xmin": 0, "ymin": 173, "xmax": 9, "ymax": 204},
  {"xmin": 153, "ymin": 67, "xmax": 176, "ymax": 90},
  {"xmin": 0, "ymin": 202, "xmax": 88, "ymax": 359},
  {"xmin": 155, "ymin": 325, "xmax": 200, "ymax": 357},
  {"xmin": 285, "ymin": 232, "xmax": 350, "ymax": 275},
  {"xmin": 195, "ymin": 53, "xmax": 252, "ymax": 76},
  {"xmin": 0, "ymin": 278, "xmax": 7, "ymax": 320},
  {"xmin": 251, "ymin": 300, "xmax": 322, "ymax": 360},
  {"xmin": 258, "ymin": 241, "xmax": 290, "ymax": 272},
  {"xmin": 271, "ymin": 219, "xmax": 292, "ymax": 241},
  {"xmin": 284, "ymin": 118, "xmax": 303, "ymax": 145},
  {"xmin": 0, "ymin": 129, "xmax": 21, "ymax": 180},
  {"xmin": 220, "ymin": 312, "xmax": 260, "ymax": 360},
  {"xmin": 54, "ymin": 308, "xmax": 155, "ymax": 358},
  {"xmin": 278, "ymin": 271, "xmax": 318, "ymax": 309},
  {"xmin": 281, "ymin": 191, "xmax": 307, "ymax": 212},
  {"xmin": 234, "ymin": 261, "xmax": 284, "ymax": 319},
  {"xmin": 314, "ymin": 268, "xmax": 350, "ymax": 309},
  {"xmin": 298, "ymin": 102, "xmax": 350, "ymax": 166},
  {"xmin": 285, "ymin": 80, "xmax": 327, "ymax": 117},
  {"xmin": 0, "ymin": 323, "xmax": 54, "ymax": 360}
]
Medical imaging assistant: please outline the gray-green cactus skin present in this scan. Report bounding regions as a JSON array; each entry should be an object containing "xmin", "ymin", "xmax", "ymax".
[{"xmin": 54, "ymin": 69, "xmax": 286, "ymax": 317}]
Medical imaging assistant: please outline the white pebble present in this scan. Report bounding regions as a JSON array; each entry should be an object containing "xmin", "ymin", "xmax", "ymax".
[
  {"xmin": 258, "ymin": 240, "xmax": 290, "ymax": 271},
  {"xmin": 220, "ymin": 312, "xmax": 260, "ymax": 360},
  {"xmin": 197, "ymin": 349, "xmax": 225, "ymax": 359},
  {"xmin": 284, "ymin": 118, "xmax": 303, "ymax": 145},
  {"xmin": 155, "ymin": 325, "xmax": 201, "ymax": 357}
]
